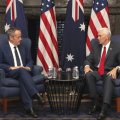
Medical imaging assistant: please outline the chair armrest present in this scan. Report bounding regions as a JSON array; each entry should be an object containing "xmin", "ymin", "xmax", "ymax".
[
  {"xmin": 117, "ymin": 69, "xmax": 120, "ymax": 78},
  {"xmin": 0, "ymin": 69, "xmax": 5, "ymax": 86},
  {"xmin": 32, "ymin": 65, "xmax": 43, "ymax": 76}
]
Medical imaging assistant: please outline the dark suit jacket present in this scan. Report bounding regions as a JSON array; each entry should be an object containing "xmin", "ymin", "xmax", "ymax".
[
  {"xmin": 0, "ymin": 40, "xmax": 33, "ymax": 73},
  {"xmin": 84, "ymin": 38, "xmax": 120, "ymax": 72}
]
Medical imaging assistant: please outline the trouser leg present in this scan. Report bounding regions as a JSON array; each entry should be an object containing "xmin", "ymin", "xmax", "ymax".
[
  {"xmin": 85, "ymin": 71, "xmax": 100, "ymax": 99},
  {"xmin": 19, "ymin": 81, "xmax": 32, "ymax": 109},
  {"xmin": 8, "ymin": 68, "xmax": 39, "ymax": 109},
  {"xmin": 18, "ymin": 68, "xmax": 38, "ymax": 97},
  {"xmin": 103, "ymin": 75, "xmax": 114, "ymax": 104}
]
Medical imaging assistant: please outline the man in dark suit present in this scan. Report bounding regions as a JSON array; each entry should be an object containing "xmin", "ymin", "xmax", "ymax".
[
  {"xmin": 84, "ymin": 27, "xmax": 120, "ymax": 120},
  {"xmin": 0, "ymin": 27, "xmax": 45, "ymax": 118}
]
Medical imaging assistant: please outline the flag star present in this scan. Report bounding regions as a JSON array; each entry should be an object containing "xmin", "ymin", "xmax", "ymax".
[
  {"xmin": 101, "ymin": 3, "xmax": 104, "ymax": 6},
  {"xmin": 96, "ymin": 2, "xmax": 99, "ymax": 5},
  {"xmin": 96, "ymin": 7, "xmax": 98, "ymax": 11},
  {"xmin": 66, "ymin": 53, "xmax": 74, "ymax": 62},
  {"xmin": 18, "ymin": 0, "xmax": 23, "ymax": 3},
  {"xmin": 79, "ymin": 22, "xmax": 85, "ymax": 31},
  {"xmin": 48, "ymin": 0, "xmax": 50, "ymax": 2},
  {"xmin": 5, "ymin": 23, "xmax": 10, "ymax": 32},
  {"xmin": 46, "ymin": 4, "xmax": 49, "ymax": 7}
]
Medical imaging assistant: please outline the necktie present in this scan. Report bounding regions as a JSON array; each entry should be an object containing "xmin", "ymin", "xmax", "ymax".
[
  {"xmin": 98, "ymin": 47, "xmax": 106, "ymax": 75},
  {"xmin": 14, "ymin": 47, "xmax": 21, "ymax": 66}
]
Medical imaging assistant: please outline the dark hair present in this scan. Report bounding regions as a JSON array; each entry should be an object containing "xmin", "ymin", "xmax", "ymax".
[{"xmin": 6, "ymin": 27, "xmax": 21, "ymax": 39}]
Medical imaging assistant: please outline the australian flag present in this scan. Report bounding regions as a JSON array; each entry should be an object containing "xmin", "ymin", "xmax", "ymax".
[
  {"xmin": 61, "ymin": 0, "xmax": 86, "ymax": 72},
  {"xmin": 5, "ymin": 0, "xmax": 28, "ymax": 37}
]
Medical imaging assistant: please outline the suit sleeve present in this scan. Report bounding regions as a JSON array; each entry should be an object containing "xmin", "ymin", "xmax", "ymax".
[
  {"xmin": 24, "ymin": 45, "xmax": 33, "ymax": 69},
  {"xmin": 84, "ymin": 39, "xmax": 97, "ymax": 68},
  {"xmin": 0, "ymin": 47, "xmax": 11, "ymax": 72}
]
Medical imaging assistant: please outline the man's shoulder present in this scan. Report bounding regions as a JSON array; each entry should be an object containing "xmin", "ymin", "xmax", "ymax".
[
  {"xmin": 111, "ymin": 37, "xmax": 120, "ymax": 46},
  {"xmin": 91, "ymin": 38, "xmax": 99, "ymax": 46},
  {"xmin": 0, "ymin": 40, "xmax": 9, "ymax": 49},
  {"xmin": 111, "ymin": 35, "xmax": 120, "ymax": 44}
]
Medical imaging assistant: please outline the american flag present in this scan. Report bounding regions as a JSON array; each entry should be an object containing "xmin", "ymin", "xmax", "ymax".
[
  {"xmin": 5, "ymin": 0, "xmax": 28, "ymax": 37},
  {"xmin": 86, "ymin": 0, "xmax": 110, "ymax": 56},
  {"xmin": 61, "ymin": 0, "xmax": 86, "ymax": 72},
  {"xmin": 36, "ymin": 0, "xmax": 59, "ymax": 74}
]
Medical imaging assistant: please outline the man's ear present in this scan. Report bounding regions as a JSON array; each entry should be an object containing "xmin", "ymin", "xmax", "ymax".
[{"xmin": 9, "ymin": 36, "xmax": 13, "ymax": 41}]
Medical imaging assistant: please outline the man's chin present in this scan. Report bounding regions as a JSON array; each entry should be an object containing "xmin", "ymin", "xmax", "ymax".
[{"xmin": 17, "ymin": 43, "xmax": 21, "ymax": 45}]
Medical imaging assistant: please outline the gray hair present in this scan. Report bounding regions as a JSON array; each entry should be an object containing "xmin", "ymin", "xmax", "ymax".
[
  {"xmin": 98, "ymin": 27, "xmax": 111, "ymax": 38},
  {"xmin": 6, "ymin": 27, "xmax": 21, "ymax": 39}
]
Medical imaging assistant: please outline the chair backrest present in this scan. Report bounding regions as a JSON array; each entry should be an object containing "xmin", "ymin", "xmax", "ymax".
[
  {"xmin": 111, "ymin": 35, "xmax": 120, "ymax": 42},
  {"xmin": 0, "ymin": 34, "xmax": 31, "ymax": 50}
]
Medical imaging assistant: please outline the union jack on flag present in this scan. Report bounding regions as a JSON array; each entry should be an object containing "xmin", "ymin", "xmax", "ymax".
[
  {"xmin": 86, "ymin": 0, "xmax": 110, "ymax": 56},
  {"xmin": 72, "ymin": 0, "xmax": 84, "ymax": 22},
  {"xmin": 5, "ymin": 0, "xmax": 28, "ymax": 37}
]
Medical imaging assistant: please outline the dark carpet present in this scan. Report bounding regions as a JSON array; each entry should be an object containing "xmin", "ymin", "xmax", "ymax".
[{"xmin": 0, "ymin": 100, "xmax": 120, "ymax": 120}]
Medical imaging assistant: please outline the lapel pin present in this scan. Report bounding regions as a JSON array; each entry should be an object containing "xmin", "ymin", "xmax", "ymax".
[{"xmin": 110, "ymin": 48, "xmax": 112, "ymax": 50}]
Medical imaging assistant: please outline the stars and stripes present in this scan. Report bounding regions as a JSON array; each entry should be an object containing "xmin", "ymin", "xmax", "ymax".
[
  {"xmin": 86, "ymin": 0, "xmax": 110, "ymax": 56},
  {"xmin": 61, "ymin": 0, "xmax": 86, "ymax": 71},
  {"xmin": 5, "ymin": 0, "xmax": 28, "ymax": 37},
  {"xmin": 36, "ymin": 0, "xmax": 59, "ymax": 74}
]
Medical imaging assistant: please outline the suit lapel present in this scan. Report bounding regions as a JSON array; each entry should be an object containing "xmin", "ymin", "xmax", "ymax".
[
  {"xmin": 5, "ymin": 42, "xmax": 14, "ymax": 65},
  {"xmin": 98, "ymin": 44, "xmax": 102, "ymax": 63},
  {"xmin": 18, "ymin": 45, "xmax": 25, "ymax": 65},
  {"xmin": 105, "ymin": 41, "xmax": 113, "ymax": 62}
]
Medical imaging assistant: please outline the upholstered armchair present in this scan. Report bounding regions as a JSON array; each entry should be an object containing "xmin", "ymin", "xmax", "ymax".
[{"xmin": 0, "ymin": 34, "xmax": 45, "ymax": 112}]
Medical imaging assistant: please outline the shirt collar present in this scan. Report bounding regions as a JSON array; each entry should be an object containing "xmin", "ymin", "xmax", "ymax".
[
  {"xmin": 9, "ymin": 41, "xmax": 17, "ymax": 48},
  {"xmin": 103, "ymin": 41, "xmax": 111, "ymax": 48}
]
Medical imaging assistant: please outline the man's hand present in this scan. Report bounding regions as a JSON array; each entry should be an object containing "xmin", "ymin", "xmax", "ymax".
[
  {"xmin": 9, "ymin": 66, "xmax": 31, "ymax": 71},
  {"xmin": 84, "ymin": 65, "xmax": 93, "ymax": 74},
  {"xmin": 9, "ymin": 66, "xmax": 22, "ymax": 70},
  {"xmin": 22, "ymin": 66, "xmax": 31, "ymax": 71},
  {"xmin": 107, "ymin": 67, "xmax": 118, "ymax": 79}
]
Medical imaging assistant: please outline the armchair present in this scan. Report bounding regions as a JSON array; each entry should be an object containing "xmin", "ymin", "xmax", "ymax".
[{"xmin": 0, "ymin": 34, "xmax": 45, "ymax": 112}]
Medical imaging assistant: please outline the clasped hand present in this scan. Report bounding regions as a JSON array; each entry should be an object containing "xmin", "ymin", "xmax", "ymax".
[
  {"xmin": 84, "ymin": 66, "xmax": 93, "ymax": 74},
  {"xmin": 9, "ymin": 66, "xmax": 31, "ymax": 71}
]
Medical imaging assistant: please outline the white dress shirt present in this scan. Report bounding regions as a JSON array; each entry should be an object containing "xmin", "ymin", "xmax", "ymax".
[
  {"xmin": 9, "ymin": 41, "xmax": 23, "ymax": 67},
  {"xmin": 98, "ymin": 41, "xmax": 111, "ymax": 67},
  {"xmin": 100, "ymin": 41, "xmax": 110, "ymax": 57}
]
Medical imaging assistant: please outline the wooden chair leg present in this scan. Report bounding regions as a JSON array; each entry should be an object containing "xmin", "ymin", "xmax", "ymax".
[
  {"xmin": 116, "ymin": 97, "xmax": 120, "ymax": 112},
  {"xmin": 42, "ymin": 92, "xmax": 48, "ymax": 102},
  {"xmin": 2, "ymin": 98, "xmax": 8, "ymax": 113}
]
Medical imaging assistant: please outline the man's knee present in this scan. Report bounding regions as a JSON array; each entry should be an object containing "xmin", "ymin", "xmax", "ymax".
[
  {"xmin": 18, "ymin": 68, "xmax": 30, "ymax": 75},
  {"xmin": 105, "ymin": 75, "xmax": 114, "ymax": 85},
  {"xmin": 85, "ymin": 72, "xmax": 93, "ymax": 79}
]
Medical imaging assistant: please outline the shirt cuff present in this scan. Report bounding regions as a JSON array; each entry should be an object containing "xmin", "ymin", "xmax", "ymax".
[
  {"xmin": 116, "ymin": 66, "xmax": 120, "ymax": 70},
  {"xmin": 85, "ymin": 65, "xmax": 90, "ymax": 68}
]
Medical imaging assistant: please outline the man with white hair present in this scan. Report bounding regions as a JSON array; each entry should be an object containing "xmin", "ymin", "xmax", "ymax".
[{"xmin": 84, "ymin": 27, "xmax": 120, "ymax": 120}]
